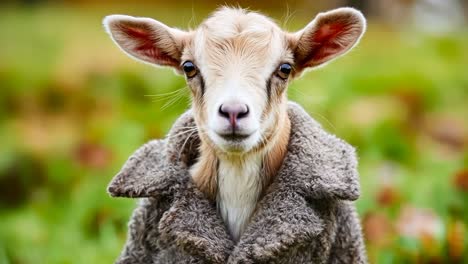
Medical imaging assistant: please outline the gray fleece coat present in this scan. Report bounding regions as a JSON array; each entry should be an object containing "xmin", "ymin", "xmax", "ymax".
[{"xmin": 108, "ymin": 102, "xmax": 367, "ymax": 264}]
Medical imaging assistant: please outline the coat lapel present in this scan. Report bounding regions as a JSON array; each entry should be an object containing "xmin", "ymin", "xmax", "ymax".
[
  {"xmin": 158, "ymin": 182, "xmax": 234, "ymax": 264},
  {"xmin": 228, "ymin": 187, "xmax": 327, "ymax": 263}
]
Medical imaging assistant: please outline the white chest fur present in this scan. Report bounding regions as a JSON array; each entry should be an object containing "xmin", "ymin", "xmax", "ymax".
[{"xmin": 217, "ymin": 154, "xmax": 263, "ymax": 241}]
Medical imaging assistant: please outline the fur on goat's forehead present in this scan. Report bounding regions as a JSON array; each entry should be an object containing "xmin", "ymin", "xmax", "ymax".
[
  {"xmin": 186, "ymin": 8, "xmax": 290, "ymax": 75},
  {"xmin": 200, "ymin": 8, "xmax": 280, "ymax": 39}
]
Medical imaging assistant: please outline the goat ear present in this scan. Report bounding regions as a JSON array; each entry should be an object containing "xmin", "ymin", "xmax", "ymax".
[
  {"xmin": 292, "ymin": 8, "xmax": 366, "ymax": 70},
  {"xmin": 103, "ymin": 15, "xmax": 189, "ymax": 68}
]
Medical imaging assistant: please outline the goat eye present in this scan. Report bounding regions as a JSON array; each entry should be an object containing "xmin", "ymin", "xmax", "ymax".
[
  {"xmin": 182, "ymin": 61, "xmax": 197, "ymax": 78},
  {"xmin": 277, "ymin": 63, "xmax": 292, "ymax": 79}
]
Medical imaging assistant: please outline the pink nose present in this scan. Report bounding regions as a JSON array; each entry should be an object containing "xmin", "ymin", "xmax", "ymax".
[{"xmin": 218, "ymin": 103, "xmax": 249, "ymax": 128}]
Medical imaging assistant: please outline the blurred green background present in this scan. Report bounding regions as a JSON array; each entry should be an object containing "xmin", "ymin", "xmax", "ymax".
[{"xmin": 0, "ymin": 0, "xmax": 467, "ymax": 263}]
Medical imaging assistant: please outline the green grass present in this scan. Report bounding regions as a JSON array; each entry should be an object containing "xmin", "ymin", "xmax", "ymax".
[{"xmin": 0, "ymin": 4, "xmax": 467, "ymax": 263}]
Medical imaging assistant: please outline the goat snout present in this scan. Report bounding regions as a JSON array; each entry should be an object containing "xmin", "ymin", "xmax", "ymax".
[{"xmin": 218, "ymin": 103, "xmax": 249, "ymax": 128}]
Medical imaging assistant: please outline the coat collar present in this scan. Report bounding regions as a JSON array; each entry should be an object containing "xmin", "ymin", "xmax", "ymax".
[{"xmin": 107, "ymin": 101, "xmax": 360, "ymax": 263}]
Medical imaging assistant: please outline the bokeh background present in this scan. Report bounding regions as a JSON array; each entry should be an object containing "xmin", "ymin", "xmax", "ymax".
[{"xmin": 0, "ymin": 0, "xmax": 467, "ymax": 263}]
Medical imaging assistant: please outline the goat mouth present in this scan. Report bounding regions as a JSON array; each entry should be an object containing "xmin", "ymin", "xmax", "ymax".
[{"xmin": 217, "ymin": 133, "xmax": 251, "ymax": 142}]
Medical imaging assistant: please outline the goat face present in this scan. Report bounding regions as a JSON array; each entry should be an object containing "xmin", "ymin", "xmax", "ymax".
[{"xmin": 104, "ymin": 7, "xmax": 366, "ymax": 154}]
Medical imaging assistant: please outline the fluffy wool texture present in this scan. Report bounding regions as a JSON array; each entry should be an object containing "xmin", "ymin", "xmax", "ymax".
[{"xmin": 108, "ymin": 102, "xmax": 367, "ymax": 263}]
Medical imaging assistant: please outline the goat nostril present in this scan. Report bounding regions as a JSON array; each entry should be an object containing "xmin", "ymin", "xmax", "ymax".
[
  {"xmin": 218, "ymin": 105, "xmax": 229, "ymax": 119},
  {"xmin": 237, "ymin": 105, "xmax": 249, "ymax": 119}
]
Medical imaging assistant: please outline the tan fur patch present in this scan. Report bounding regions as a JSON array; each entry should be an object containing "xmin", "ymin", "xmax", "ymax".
[
  {"xmin": 261, "ymin": 113, "xmax": 291, "ymax": 192},
  {"xmin": 190, "ymin": 141, "xmax": 218, "ymax": 200}
]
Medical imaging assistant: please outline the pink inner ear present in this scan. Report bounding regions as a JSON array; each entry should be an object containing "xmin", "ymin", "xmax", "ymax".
[
  {"xmin": 314, "ymin": 23, "xmax": 345, "ymax": 43},
  {"xmin": 119, "ymin": 24, "xmax": 179, "ymax": 67},
  {"xmin": 305, "ymin": 21, "xmax": 352, "ymax": 67}
]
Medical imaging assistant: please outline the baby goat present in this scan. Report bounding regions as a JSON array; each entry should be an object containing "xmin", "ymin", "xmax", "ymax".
[{"xmin": 104, "ymin": 7, "xmax": 365, "ymax": 242}]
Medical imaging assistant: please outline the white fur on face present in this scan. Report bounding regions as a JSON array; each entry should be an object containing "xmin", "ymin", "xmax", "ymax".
[{"xmin": 182, "ymin": 8, "xmax": 292, "ymax": 153}]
